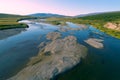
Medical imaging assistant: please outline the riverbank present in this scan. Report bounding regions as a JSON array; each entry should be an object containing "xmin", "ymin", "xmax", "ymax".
[
  {"xmin": 45, "ymin": 11, "xmax": 120, "ymax": 39},
  {"xmin": 0, "ymin": 23, "xmax": 28, "ymax": 30},
  {"xmin": 0, "ymin": 17, "xmax": 29, "ymax": 30},
  {"xmin": 0, "ymin": 14, "xmax": 34, "ymax": 30}
]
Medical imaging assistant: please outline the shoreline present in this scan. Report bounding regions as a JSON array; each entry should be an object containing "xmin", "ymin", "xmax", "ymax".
[
  {"xmin": 0, "ymin": 23, "xmax": 29, "ymax": 30},
  {"xmin": 8, "ymin": 31, "xmax": 87, "ymax": 80}
]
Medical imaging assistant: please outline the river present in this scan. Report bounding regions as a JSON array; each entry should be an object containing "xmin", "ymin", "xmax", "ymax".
[{"xmin": 0, "ymin": 20, "xmax": 120, "ymax": 80}]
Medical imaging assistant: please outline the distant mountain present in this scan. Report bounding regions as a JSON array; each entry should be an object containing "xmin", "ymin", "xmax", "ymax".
[{"xmin": 28, "ymin": 13, "xmax": 67, "ymax": 18}]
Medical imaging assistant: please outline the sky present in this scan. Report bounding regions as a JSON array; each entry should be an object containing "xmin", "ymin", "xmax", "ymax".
[{"xmin": 0, "ymin": 0, "xmax": 120, "ymax": 16}]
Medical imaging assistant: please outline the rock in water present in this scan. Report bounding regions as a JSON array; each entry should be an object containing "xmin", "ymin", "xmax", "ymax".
[
  {"xmin": 46, "ymin": 32, "xmax": 61, "ymax": 40},
  {"xmin": 84, "ymin": 38, "xmax": 104, "ymax": 49},
  {"xmin": 8, "ymin": 33, "xmax": 87, "ymax": 80}
]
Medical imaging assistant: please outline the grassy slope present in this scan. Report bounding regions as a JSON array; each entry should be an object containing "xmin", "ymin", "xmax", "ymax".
[
  {"xmin": 76, "ymin": 11, "xmax": 120, "ymax": 38},
  {"xmin": 0, "ymin": 13, "xmax": 31, "ymax": 30},
  {"xmin": 47, "ymin": 11, "xmax": 120, "ymax": 39}
]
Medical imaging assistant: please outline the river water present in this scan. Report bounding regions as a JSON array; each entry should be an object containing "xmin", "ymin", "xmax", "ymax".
[{"xmin": 0, "ymin": 20, "xmax": 120, "ymax": 80}]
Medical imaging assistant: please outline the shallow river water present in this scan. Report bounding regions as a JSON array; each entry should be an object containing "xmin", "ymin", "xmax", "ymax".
[{"xmin": 0, "ymin": 20, "xmax": 120, "ymax": 80}]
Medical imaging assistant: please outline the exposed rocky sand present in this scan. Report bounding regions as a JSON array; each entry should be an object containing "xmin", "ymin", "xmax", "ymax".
[
  {"xmin": 84, "ymin": 38, "xmax": 104, "ymax": 49},
  {"xmin": 104, "ymin": 22, "xmax": 120, "ymax": 31},
  {"xmin": 46, "ymin": 32, "xmax": 61, "ymax": 40},
  {"xmin": 8, "ymin": 32, "xmax": 87, "ymax": 80}
]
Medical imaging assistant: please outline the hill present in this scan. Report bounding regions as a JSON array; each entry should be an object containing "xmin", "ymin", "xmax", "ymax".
[
  {"xmin": 28, "ymin": 13, "xmax": 66, "ymax": 18},
  {"xmin": 75, "ymin": 12, "xmax": 103, "ymax": 17},
  {"xmin": 80, "ymin": 11, "xmax": 120, "ymax": 21}
]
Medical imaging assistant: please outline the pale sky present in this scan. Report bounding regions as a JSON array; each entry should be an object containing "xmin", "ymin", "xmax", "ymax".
[{"xmin": 0, "ymin": 0, "xmax": 120, "ymax": 16}]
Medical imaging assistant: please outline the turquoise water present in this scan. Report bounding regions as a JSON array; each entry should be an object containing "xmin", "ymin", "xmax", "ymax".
[{"xmin": 0, "ymin": 21, "xmax": 120, "ymax": 80}]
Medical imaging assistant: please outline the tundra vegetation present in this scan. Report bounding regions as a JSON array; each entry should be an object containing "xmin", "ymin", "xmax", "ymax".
[
  {"xmin": 1, "ymin": 11, "xmax": 120, "ymax": 38},
  {"xmin": 46, "ymin": 11, "xmax": 120, "ymax": 39},
  {"xmin": 0, "ymin": 13, "xmax": 34, "ymax": 30}
]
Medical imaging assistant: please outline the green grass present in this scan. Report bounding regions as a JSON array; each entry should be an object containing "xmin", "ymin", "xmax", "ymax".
[
  {"xmin": 0, "ymin": 13, "xmax": 33, "ymax": 30},
  {"xmin": 46, "ymin": 11, "xmax": 120, "ymax": 39}
]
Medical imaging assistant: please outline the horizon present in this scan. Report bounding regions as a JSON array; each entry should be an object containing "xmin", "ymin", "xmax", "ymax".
[
  {"xmin": 0, "ymin": 0, "xmax": 120, "ymax": 16},
  {"xmin": 1, "ymin": 10, "xmax": 120, "ymax": 17}
]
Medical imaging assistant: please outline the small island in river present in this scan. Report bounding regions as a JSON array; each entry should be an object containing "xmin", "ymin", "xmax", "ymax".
[{"xmin": 8, "ymin": 32, "xmax": 87, "ymax": 80}]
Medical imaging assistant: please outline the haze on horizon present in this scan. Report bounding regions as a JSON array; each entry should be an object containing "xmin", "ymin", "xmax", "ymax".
[{"xmin": 0, "ymin": 0, "xmax": 120, "ymax": 16}]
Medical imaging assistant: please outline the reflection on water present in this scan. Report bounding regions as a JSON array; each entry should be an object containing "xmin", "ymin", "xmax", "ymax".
[
  {"xmin": 0, "ymin": 28, "xmax": 26, "ymax": 40},
  {"xmin": 56, "ymin": 27, "xmax": 120, "ymax": 80},
  {"xmin": 0, "ymin": 21, "xmax": 58, "ymax": 80},
  {"xmin": 0, "ymin": 20, "xmax": 120, "ymax": 80}
]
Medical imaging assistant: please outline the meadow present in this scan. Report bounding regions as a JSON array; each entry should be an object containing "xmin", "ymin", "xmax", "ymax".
[{"xmin": 0, "ymin": 14, "xmax": 32, "ymax": 30}]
